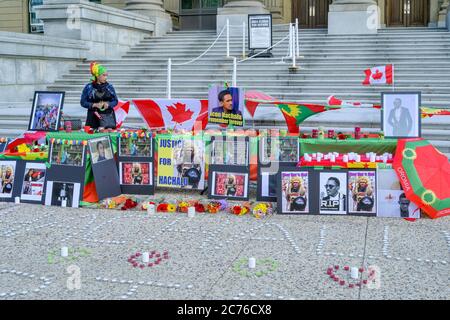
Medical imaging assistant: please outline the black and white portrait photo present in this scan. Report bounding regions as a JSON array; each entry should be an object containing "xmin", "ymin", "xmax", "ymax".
[
  {"xmin": 382, "ymin": 92, "xmax": 421, "ymax": 138},
  {"xmin": 319, "ymin": 172, "xmax": 347, "ymax": 215}
]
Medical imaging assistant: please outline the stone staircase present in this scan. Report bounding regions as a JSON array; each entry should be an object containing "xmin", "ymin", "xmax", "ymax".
[{"xmin": 1, "ymin": 26, "xmax": 450, "ymax": 155}]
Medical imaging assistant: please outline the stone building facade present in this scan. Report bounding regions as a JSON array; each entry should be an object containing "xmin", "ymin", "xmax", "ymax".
[{"xmin": 1, "ymin": 1, "xmax": 449, "ymax": 34}]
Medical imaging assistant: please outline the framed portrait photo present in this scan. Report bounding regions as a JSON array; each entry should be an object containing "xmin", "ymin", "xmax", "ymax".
[
  {"xmin": 119, "ymin": 162, "xmax": 152, "ymax": 186},
  {"xmin": 0, "ymin": 161, "xmax": 17, "ymax": 199},
  {"xmin": 45, "ymin": 180, "xmax": 81, "ymax": 208},
  {"xmin": 382, "ymin": 92, "xmax": 421, "ymax": 139},
  {"xmin": 88, "ymin": 136, "xmax": 114, "ymax": 164},
  {"xmin": 28, "ymin": 91, "xmax": 64, "ymax": 132},
  {"xmin": 208, "ymin": 167, "xmax": 249, "ymax": 201}
]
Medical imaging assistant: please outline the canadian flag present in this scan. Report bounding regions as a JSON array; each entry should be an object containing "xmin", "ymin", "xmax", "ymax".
[
  {"xmin": 114, "ymin": 100, "xmax": 130, "ymax": 128},
  {"xmin": 132, "ymin": 99, "xmax": 209, "ymax": 131},
  {"xmin": 362, "ymin": 65, "xmax": 393, "ymax": 85}
]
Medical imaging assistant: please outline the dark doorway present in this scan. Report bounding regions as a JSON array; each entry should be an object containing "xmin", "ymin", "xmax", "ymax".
[
  {"xmin": 386, "ymin": 0, "xmax": 429, "ymax": 27},
  {"xmin": 292, "ymin": 0, "xmax": 332, "ymax": 28}
]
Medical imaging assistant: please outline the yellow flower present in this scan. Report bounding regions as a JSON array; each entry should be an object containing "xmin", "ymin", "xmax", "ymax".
[{"xmin": 167, "ymin": 204, "xmax": 177, "ymax": 212}]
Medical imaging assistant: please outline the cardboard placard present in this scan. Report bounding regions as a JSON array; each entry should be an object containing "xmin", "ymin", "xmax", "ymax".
[
  {"xmin": 19, "ymin": 161, "xmax": 47, "ymax": 204},
  {"xmin": 117, "ymin": 134, "xmax": 155, "ymax": 195},
  {"xmin": 46, "ymin": 140, "xmax": 87, "ymax": 207},
  {"xmin": 0, "ymin": 160, "xmax": 24, "ymax": 202},
  {"xmin": 208, "ymin": 165, "xmax": 250, "ymax": 201},
  {"xmin": 157, "ymin": 135, "xmax": 206, "ymax": 190},
  {"xmin": 88, "ymin": 136, "xmax": 121, "ymax": 200},
  {"xmin": 257, "ymin": 136, "xmax": 300, "ymax": 202}
]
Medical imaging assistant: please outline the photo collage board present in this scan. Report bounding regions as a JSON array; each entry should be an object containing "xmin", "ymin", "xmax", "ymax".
[
  {"xmin": 208, "ymin": 136, "xmax": 250, "ymax": 201},
  {"xmin": 45, "ymin": 139, "xmax": 87, "ymax": 208},
  {"xmin": 117, "ymin": 134, "xmax": 155, "ymax": 195},
  {"xmin": 257, "ymin": 136, "xmax": 300, "ymax": 202},
  {"xmin": 277, "ymin": 168, "xmax": 377, "ymax": 217},
  {"xmin": 87, "ymin": 135, "xmax": 121, "ymax": 200}
]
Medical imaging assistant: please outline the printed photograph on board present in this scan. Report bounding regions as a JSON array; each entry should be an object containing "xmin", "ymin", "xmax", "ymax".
[
  {"xmin": 21, "ymin": 162, "xmax": 46, "ymax": 202},
  {"xmin": 120, "ymin": 162, "xmax": 152, "ymax": 186},
  {"xmin": 45, "ymin": 181, "xmax": 80, "ymax": 208},
  {"xmin": 50, "ymin": 141, "xmax": 85, "ymax": 167},
  {"xmin": 29, "ymin": 91, "xmax": 64, "ymax": 131},
  {"xmin": 319, "ymin": 172, "xmax": 347, "ymax": 215},
  {"xmin": 88, "ymin": 136, "xmax": 114, "ymax": 164},
  {"xmin": 281, "ymin": 171, "xmax": 309, "ymax": 213},
  {"xmin": 377, "ymin": 168, "xmax": 420, "ymax": 218},
  {"xmin": 119, "ymin": 136, "xmax": 152, "ymax": 157},
  {"xmin": 0, "ymin": 161, "xmax": 16, "ymax": 198},
  {"xmin": 211, "ymin": 172, "xmax": 248, "ymax": 199},
  {"xmin": 348, "ymin": 171, "xmax": 376, "ymax": 214}
]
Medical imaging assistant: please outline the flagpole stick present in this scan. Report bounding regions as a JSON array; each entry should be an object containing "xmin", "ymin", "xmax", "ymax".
[{"xmin": 392, "ymin": 64, "xmax": 395, "ymax": 92}]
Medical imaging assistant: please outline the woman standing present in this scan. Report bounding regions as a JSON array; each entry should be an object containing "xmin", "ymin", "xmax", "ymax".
[{"xmin": 80, "ymin": 62, "xmax": 118, "ymax": 130}]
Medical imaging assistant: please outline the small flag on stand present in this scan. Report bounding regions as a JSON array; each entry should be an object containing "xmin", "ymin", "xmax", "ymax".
[{"xmin": 362, "ymin": 64, "xmax": 394, "ymax": 86}]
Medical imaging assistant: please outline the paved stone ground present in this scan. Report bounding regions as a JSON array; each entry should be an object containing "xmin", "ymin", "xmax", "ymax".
[{"xmin": 0, "ymin": 200, "xmax": 449, "ymax": 300}]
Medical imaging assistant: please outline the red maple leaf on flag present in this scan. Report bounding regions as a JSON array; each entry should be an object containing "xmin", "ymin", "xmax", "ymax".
[
  {"xmin": 166, "ymin": 102, "xmax": 194, "ymax": 124},
  {"xmin": 371, "ymin": 69, "xmax": 383, "ymax": 80}
]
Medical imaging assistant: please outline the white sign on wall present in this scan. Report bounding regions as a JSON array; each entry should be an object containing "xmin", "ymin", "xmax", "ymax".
[{"xmin": 248, "ymin": 14, "xmax": 272, "ymax": 50}]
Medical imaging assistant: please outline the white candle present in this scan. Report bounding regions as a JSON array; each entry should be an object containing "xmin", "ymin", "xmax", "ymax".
[
  {"xmin": 369, "ymin": 154, "xmax": 376, "ymax": 163},
  {"xmin": 147, "ymin": 204, "xmax": 155, "ymax": 215},
  {"xmin": 248, "ymin": 257, "xmax": 256, "ymax": 269},
  {"xmin": 351, "ymin": 267, "xmax": 359, "ymax": 279},
  {"xmin": 343, "ymin": 155, "xmax": 349, "ymax": 163},
  {"xmin": 317, "ymin": 156, "xmax": 322, "ymax": 162},
  {"xmin": 330, "ymin": 154, "xmax": 336, "ymax": 163},
  {"xmin": 14, "ymin": 197, "xmax": 20, "ymax": 204},
  {"xmin": 355, "ymin": 155, "xmax": 361, "ymax": 162},
  {"xmin": 142, "ymin": 252, "xmax": 150, "ymax": 263},
  {"xmin": 365, "ymin": 152, "xmax": 370, "ymax": 158},
  {"xmin": 382, "ymin": 155, "xmax": 388, "ymax": 163},
  {"xmin": 188, "ymin": 207, "xmax": 195, "ymax": 218},
  {"xmin": 61, "ymin": 199, "xmax": 67, "ymax": 207},
  {"xmin": 61, "ymin": 247, "xmax": 69, "ymax": 257}
]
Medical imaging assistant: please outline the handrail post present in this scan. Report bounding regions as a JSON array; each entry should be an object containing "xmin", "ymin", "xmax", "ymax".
[
  {"xmin": 226, "ymin": 19, "xmax": 230, "ymax": 58},
  {"xmin": 242, "ymin": 21, "xmax": 246, "ymax": 58},
  {"xmin": 291, "ymin": 25, "xmax": 296, "ymax": 69},
  {"xmin": 232, "ymin": 57, "xmax": 237, "ymax": 87},
  {"xmin": 167, "ymin": 58, "xmax": 172, "ymax": 99},
  {"xmin": 295, "ymin": 18, "xmax": 299, "ymax": 57},
  {"xmin": 288, "ymin": 23, "xmax": 293, "ymax": 58}
]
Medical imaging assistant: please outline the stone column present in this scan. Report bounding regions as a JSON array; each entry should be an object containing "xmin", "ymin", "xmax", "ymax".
[
  {"xmin": 437, "ymin": 0, "xmax": 449, "ymax": 28},
  {"xmin": 328, "ymin": 0, "xmax": 379, "ymax": 35},
  {"xmin": 125, "ymin": 0, "xmax": 172, "ymax": 36},
  {"xmin": 216, "ymin": 1, "xmax": 269, "ymax": 34}
]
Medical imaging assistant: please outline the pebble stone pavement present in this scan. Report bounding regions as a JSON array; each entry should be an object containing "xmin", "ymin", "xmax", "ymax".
[{"xmin": 0, "ymin": 191, "xmax": 449, "ymax": 300}]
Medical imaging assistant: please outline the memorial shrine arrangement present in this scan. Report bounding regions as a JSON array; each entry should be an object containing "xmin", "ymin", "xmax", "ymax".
[{"xmin": 0, "ymin": 87, "xmax": 449, "ymax": 220}]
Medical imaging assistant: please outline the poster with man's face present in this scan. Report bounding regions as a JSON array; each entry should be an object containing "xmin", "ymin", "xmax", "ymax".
[
  {"xmin": 348, "ymin": 171, "xmax": 376, "ymax": 214},
  {"xmin": 208, "ymin": 85, "xmax": 244, "ymax": 126},
  {"xmin": 88, "ymin": 137, "xmax": 113, "ymax": 164},
  {"xmin": 382, "ymin": 92, "xmax": 421, "ymax": 138},
  {"xmin": 377, "ymin": 168, "xmax": 420, "ymax": 218},
  {"xmin": 281, "ymin": 171, "xmax": 309, "ymax": 214},
  {"xmin": 319, "ymin": 172, "xmax": 347, "ymax": 215}
]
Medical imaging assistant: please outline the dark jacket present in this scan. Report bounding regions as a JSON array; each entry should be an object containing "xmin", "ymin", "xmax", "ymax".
[{"xmin": 80, "ymin": 82, "xmax": 118, "ymax": 128}]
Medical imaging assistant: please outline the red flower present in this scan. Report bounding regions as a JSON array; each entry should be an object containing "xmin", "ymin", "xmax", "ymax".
[
  {"xmin": 157, "ymin": 204, "xmax": 168, "ymax": 212},
  {"xmin": 194, "ymin": 203, "xmax": 205, "ymax": 213},
  {"xmin": 232, "ymin": 206, "xmax": 242, "ymax": 215}
]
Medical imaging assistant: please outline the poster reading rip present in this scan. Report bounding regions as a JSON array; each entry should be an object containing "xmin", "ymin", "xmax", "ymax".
[
  {"xmin": 21, "ymin": 162, "xmax": 46, "ymax": 202},
  {"xmin": 348, "ymin": 171, "xmax": 376, "ymax": 215},
  {"xmin": 157, "ymin": 136, "xmax": 205, "ymax": 190},
  {"xmin": 319, "ymin": 172, "xmax": 347, "ymax": 215},
  {"xmin": 281, "ymin": 171, "xmax": 309, "ymax": 214}
]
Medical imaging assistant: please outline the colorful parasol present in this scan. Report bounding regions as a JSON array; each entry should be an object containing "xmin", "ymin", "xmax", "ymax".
[{"xmin": 393, "ymin": 138, "xmax": 450, "ymax": 219}]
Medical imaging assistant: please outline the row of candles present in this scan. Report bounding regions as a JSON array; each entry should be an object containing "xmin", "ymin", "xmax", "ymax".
[
  {"xmin": 302, "ymin": 152, "xmax": 394, "ymax": 164},
  {"xmin": 311, "ymin": 127, "xmax": 365, "ymax": 139}
]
